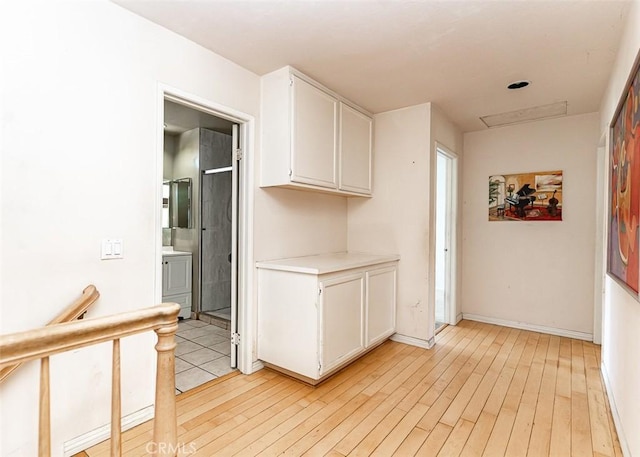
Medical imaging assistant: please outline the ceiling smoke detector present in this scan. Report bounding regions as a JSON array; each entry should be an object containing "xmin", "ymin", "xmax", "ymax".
[
  {"xmin": 507, "ymin": 80, "xmax": 531, "ymax": 90},
  {"xmin": 480, "ymin": 101, "xmax": 568, "ymax": 128}
]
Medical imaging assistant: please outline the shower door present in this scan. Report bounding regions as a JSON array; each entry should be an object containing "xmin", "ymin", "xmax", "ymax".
[{"xmin": 200, "ymin": 130, "xmax": 234, "ymax": 321}]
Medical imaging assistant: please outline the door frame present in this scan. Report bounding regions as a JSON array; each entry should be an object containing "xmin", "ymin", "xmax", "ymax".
[
  {"xmin": 593, "ymin": 138, "xmax": 607, "ymax": 345},
  {"xmin": 155, "ymin": 84, "xmax": 256, "ymax": 374},
  {"xmin": 435, "ymin": 143, "xmax": 459, "ymax": 327}
]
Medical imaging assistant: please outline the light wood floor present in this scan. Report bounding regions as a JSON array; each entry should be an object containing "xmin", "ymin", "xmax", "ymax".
[{"xmin": 82, "ymin": 320, "xmax": 621, "ymax": 456}]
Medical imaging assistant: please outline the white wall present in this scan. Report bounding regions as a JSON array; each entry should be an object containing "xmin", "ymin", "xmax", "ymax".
[
  {"xmin": 462, "ymin": 113, "xmax": 600, "ymax": 337},
  {"xmin": 0, "ymin": 2, "xmax": 260, "ymax": 455},
  {"xmin": 348, "ymin": 103, "xmax": 462, "ymax": 344},
  {"xmin": 598, "ymin": 1, "xmax": 640, "ymax": 455},
  {"xmin": 348, "ymin": 104, "xmax": 431, "ymax": 341},
  {"xmin": 253, "ymin": 188, "xmax": 347, "ymax": 262}
]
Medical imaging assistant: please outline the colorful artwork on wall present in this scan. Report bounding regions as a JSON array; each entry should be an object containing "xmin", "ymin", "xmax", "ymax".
[
  {"xmin": 608, "ymin": 51, "xmax": 640, "ymax": 297},
  {"xmin": 488, "ymin": 170, "xmax": 563, "ymax": 222}
]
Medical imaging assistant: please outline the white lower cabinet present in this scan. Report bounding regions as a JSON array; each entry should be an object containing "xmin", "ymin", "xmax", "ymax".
[
  {"xmin": 162, "ymin": 253, "xmax": 193, "ymax": 319},
  {"xmin": 366, "ymin": 266, "xmax": 397, "ymax": 347},
  {"xmin": 319, "ymin": 273, "xmax": 365, "ymax": 375},
  {"xmin": 257, "ymin": 253, "xmax": 398, "ymax": 383}
]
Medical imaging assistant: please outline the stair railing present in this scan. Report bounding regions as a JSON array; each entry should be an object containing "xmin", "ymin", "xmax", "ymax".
[
  {"xmin": 0, "ymin": 297, "xmax": 180, "ymax": 457},
  {"xmin": 0, "ymin": 285, "xmax": 100, "ymax": 384}
]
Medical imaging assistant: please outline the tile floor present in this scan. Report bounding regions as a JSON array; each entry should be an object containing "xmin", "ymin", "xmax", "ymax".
[{"xmin": 174, "ymin": 318, "xmax": 234, "ymax": 394}]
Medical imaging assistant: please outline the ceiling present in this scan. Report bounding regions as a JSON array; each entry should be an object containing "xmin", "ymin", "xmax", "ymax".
[
  {"xmin": 164, "ymin": 99, "xmax": 235, "ymax": 136},
  {"xmin": 114, "ymin": 0, "xmax": 631, "ymax": 132}
]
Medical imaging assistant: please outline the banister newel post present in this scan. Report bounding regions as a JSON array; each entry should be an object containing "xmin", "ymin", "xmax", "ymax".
[{"xmin": 151, "ymin": 320, "xmax": 178, "ymax": 456}]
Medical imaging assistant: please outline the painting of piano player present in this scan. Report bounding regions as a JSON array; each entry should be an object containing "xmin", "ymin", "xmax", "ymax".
[
  {"xmin": 607, "ymin": 50, "xmax": 639, "ymax": 297},
  {"xmin": 488, "ymin": 170, "xmax": 563, "ymax": 222}
]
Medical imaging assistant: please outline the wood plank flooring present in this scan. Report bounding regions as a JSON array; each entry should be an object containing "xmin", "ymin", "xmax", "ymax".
[{"xmin": 81, "ymin": 320, "xmax": 621, "ymax": 456}]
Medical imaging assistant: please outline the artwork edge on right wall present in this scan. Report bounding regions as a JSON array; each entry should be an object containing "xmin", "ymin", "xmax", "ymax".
[{"xmin": 607, "ymin": 49, "xmax": 640, "ymax": 299}]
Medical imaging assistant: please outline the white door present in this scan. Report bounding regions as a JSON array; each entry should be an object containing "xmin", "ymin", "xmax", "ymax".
[
  {"xmin": 230, "ymin": 124, "xmax": 240, "ymax": 368},
  {"xmin": 435, "ymin": 147, "xmax": 457, "ymax": 328}
]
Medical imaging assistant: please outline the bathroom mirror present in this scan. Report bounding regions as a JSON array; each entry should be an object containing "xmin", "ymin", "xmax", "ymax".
[{"xmin": 162, "ymin": 178, "xmax": 192, "ymax": 229}]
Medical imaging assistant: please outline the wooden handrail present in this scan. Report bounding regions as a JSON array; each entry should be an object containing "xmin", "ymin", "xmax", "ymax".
[
  {"xmin": 0, "ymin": 285, "xmax": 100, "ymax": 383},
  {"xmin": 0, "ymin": 302, "xmax": 180, "ymax": 457},
  {"xmin": 0, "ymin": 303, "xmax": 179, "ymax": 365}
]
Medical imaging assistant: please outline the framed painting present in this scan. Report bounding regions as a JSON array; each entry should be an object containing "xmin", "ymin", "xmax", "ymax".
[
  {"xmin": 489, "ymin": 170, "xmax": 563, "ymax": 221},
  {"xmin": 607, "ymin": 50, "xmax": 640, "ymax": 297}
]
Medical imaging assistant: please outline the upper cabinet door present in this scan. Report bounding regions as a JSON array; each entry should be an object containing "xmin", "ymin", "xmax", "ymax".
[
  {"xmin": 339, "ymin": 103, "xmax": 372, "ymax": 195},
  {"xmin": 291, "ymin": 75, "xmax": 338, "ymax": 189}
]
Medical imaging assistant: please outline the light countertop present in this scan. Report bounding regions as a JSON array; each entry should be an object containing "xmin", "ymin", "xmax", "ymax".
[
  {"xmin": 256, "ymin": 252, "xmax": 399, "ymax": 275},
  {"xmin": 162, "ymin": 247, "xmax": 192, "ymax": 257}
]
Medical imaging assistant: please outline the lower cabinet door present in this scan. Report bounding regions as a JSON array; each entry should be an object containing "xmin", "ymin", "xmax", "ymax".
[
  {"xmin": 163, "ymin": 293, "xmax": 192, "ymax": 319},
  {"xmin": 319, "ymin": 273, "xmax": 365, "ymax": 375},
  {"xmin": 366, "ymin": 266, "xmax": 397, "ymax": 347}
]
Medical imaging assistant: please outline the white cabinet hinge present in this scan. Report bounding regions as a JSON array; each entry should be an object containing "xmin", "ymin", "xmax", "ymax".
[
  {"xmin": 231, "ymin": 332, "xmax": 240, "ymax": 345},
  {"xmin": 289, "ymin": 77, "xmax": 294, "ymax": 87},
  {"xmin": 235, "ymin": 149, "xmax": 243, "ymax": 161}
]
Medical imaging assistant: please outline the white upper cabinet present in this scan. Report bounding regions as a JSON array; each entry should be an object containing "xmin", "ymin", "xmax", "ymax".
[
  {"xmin": 261, "ymin": 66, "xmax": 373, "ymax": 196},
  {"xmin": 339, "ymin": 102, "xmax": 372, "ymax": 194},
  {"xmin": 291, "ymin": 75, "xmax": 338, "ymax": 188}
]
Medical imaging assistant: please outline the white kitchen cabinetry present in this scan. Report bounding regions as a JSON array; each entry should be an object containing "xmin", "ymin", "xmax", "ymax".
[
  {"xmin": 320, "ymin": 273, "xmax": 365, "ymax": 375},
  {"xmin": 291, "ymin": 75, "xmax": 338, "ymax": 189},
  {"xmin": 261, "ymin": 66, "xmax": 372, "ymax": 196},
  {"xmin": 339, "ymin": 102, "xmax": 372, "ymax": 194},
  {"xmin": 366, "ymin": 265, "xmax": 397, "ymax": 347},
  {"xmin": 162, "ymin": 252, "xmax": 192, "ymax": 319},
  {"xmin": 257, "ymin": 252, "xmax": 398, "ymax": 383}
]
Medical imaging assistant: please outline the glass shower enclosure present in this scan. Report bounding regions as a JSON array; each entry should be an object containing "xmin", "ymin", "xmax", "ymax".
[{"xmin": 199, "ymin": 129, "xmax": 233, "ymax": 321}]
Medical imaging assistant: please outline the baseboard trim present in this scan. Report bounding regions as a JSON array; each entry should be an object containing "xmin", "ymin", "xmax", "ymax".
[
  {"xmin": 63, "ymin": 405, "xmax": 154, "ymax": 456},
  {"xmin": 252, "ymin": 360, "xmax": 264, "ymax": 373},
  {"xmin": 462, "ymin": 313, "xmax": 593, "ymax": 341},
  {"xmin": 601, "ymin": 362, "xmax": 631, "ymax": 457},
  {"xmin": 390, "ymin": 333, "xmax": 435, "ymax": 349}
]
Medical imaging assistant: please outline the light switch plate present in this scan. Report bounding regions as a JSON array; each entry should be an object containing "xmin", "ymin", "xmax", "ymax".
[{"xmin": 101, "ymin": 239, "xmax": 123, "ymax": 260}]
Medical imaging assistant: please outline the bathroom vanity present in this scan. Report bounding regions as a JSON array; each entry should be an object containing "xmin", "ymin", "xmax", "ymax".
[
  {"xmin": 162, "ymin": 249, "xmax": 192, "ymax": 319},
  {"xmin": 257, "ymin": 252, "xmax": 399, "ymax": 384}
]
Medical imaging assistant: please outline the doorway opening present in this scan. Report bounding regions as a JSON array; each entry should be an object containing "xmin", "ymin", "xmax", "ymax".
[
  {"xmin": 160, "ymin": 94, "xmax": 248, "ymax": 392},
  {"xmin": 435, "ymin": 145, "xmax": 458, "ymax": 333}
]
